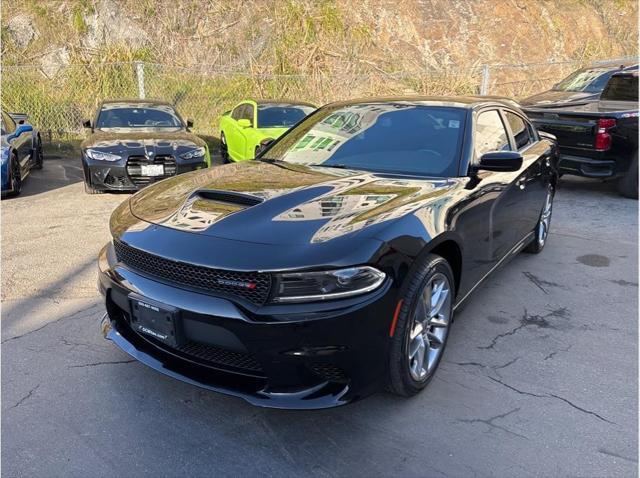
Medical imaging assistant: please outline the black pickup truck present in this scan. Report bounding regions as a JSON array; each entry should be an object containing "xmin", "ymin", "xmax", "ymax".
[{"xmin": 523, "ymin": 71, "xmax": 638, "ymax": 198}]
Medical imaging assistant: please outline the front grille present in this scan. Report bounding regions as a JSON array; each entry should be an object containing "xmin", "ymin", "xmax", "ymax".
[
  {"xmin": 104, "ymin": 173, "xmax": 128, "ymax": 187},
  {"xmin": 114, "ymin": 240, "xmax": 272, "ymax": 305},
  {"xmin": 309, "ymin": 363, "xmax": 348, "ymax": 383},
  {"xmin": 126, "ymin": 155, "xmax": 177, "ymax": 186},
  {"xmin": 176, "ymin": 341, "xmax": 263, "ymax": 373}
]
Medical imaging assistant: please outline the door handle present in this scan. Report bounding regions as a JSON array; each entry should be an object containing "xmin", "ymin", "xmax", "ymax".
[{"xmin": 516, "ymin": 178, "xmax": 526, "ymax": 190}]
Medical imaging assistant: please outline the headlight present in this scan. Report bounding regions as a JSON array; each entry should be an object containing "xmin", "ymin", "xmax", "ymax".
[
  {"xmin": 85, "ymin": 149, "xmax": 122, "ymax": 161},
  {"xmin": 272, "ymin": 266, "xmax": 386, "ymax": 303},
  {"xmin": 180, "ymin": 147, "xmax": 206, "ymax": 160}
]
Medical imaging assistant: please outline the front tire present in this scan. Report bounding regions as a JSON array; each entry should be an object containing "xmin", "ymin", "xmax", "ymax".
[
  {"xmin": 617, "ymin": 153, "xmax": 638, "ymax": 199},
  {"xmin": 388, "ymin": 254, "xmax": 455, "ymax": 397},
  {"xmin": 220, "ymin": 132, "xmax": 230, "ymax": 163},
  {"xmin": 8, "ymin": 154, "xmax": 22, "ymax": 197}
]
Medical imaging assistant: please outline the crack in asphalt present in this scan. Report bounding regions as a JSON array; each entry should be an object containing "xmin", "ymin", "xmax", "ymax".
[
  {"xmin": 1, "ymin": 303, "xmax": 101, "ymax": 345},
  {"xmin": 543, "ymin": 344, "xmax": 573, "ymax": 361},
  {"xmin": 478, "ymin": 307, "xmax": 570, "ymax": 350},
  {"xmin": 522, "ymin": 271, "xmax": 563, "ymax": 295},
  {"xmin": 68, "ymin": 359, "xmax": 135, "ymax": 368},
  {"xmin": 457, "ymin": 407, "xmax": 528, "ymax": 440},
  {"xmin": 598, "ymin": 448, "xmax": 638, "ymax": 464},
  {"xmin": 487, "ymin": 376, "xmax": 615, "ymax": 425},
  {"xmin": 6, "ymin": 384, "xmax": 40, "ymax": 411}
]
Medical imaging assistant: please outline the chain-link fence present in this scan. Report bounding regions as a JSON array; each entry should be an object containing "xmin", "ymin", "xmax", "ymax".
[{"xmin": 0, "ymin": 58, "xmax": 632, "ymax": 142}]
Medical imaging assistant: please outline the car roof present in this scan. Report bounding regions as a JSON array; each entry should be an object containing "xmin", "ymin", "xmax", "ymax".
[
  {"xmin": 323, "ymin": 95, "xmax": 521, "ymax": 110},
  {"xmin": 587, "ymin": 60, "xmax": 638, "ymax": 70},
  {"xmin": 253, "ymin": 99, "xmax": 316, "ymax": 107},
  {"xmin": 611, "ymin": 70, "xmax": 639, "ymax": 78},
  {"xmin": 99, "ymin": 98, "xmax": 175, "ymax": 108}
]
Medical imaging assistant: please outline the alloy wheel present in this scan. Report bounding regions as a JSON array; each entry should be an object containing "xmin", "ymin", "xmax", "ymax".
[
  {"xmin": 407, "ymin": 272, "xmax": 452, "ymax": 381},
  {"xmin": 538, "ymin": 187, "xmax": 553, "ymax": 246}
]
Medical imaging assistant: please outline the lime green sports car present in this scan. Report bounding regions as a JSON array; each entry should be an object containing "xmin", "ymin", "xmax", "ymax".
[{"xmin": 219, "ymin": 100, "xmax": 316, "ymax": 162}]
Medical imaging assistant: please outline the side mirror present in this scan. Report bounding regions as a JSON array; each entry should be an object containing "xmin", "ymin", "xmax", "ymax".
[
  {"xmin": 256, "ymin": 138, "xmax": 275, "ymax": 156},
  {"xmin": 186, "ymin": 119, "xmax": 194, "ymax": 128},
  {"xmin": 15, "ymin": 124, "xmax": 33, "ymax": 136},
  {"xmin": 477, "ymin": 151, "xmax": 523, "ymax": 172},
  {"xmin": 237, "ymin": 118, "xmax": 252, "ymax": 128},
  {"xmin": 82, "ymin": 119, "xmax": 92, "ymax": 129}
]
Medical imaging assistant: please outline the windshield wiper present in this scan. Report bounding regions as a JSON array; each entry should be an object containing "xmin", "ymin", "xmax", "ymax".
[
  {"xmin": 313, "ymin": 163, "xmax": 348, "ymax": 169},
  {"xmin": 256, "ymin": 157, "xmax": 284, "ymax": 164}
]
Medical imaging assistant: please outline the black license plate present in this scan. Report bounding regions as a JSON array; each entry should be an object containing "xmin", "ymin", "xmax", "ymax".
[{"xmin": 129, "ymin": 294, "xmax": 182, "ymax": 347}]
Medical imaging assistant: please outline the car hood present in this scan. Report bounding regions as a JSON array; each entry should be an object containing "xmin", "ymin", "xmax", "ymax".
[
  {"xmin": 128, "ymin": 161, "xmax": 458, "ymax": 245},
  {"xmin": 520, "ymin": 89, "xmax": 598, "ymax": 107},
  {"xmin": 81, "ymin": 129, "xmax": 205, "ymax": 156}
]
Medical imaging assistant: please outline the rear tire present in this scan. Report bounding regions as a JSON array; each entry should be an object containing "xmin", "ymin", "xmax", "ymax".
[
  {"xmin": 33, "ymin": 135, "xmax": 43, "ymax": 170},
  {"xmin": 388, "ymin": 254, "xmax": 455, "ymax": 397},
  {"xmin": 617, "ymin": 153, "xmax": 638, "ymax": 199},
  {"xmin": 524, "ymin": 184, "xmax": 554, "ymax": 254}
]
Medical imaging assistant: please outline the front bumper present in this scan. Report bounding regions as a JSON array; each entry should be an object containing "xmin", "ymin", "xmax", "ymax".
[
  {"xmin": 98, "ymin": 243, "xmax": 396, "ymax": 409},
  {"xmin": 85, "ymin": 156, "xmax": 207, "ymax": 191}
]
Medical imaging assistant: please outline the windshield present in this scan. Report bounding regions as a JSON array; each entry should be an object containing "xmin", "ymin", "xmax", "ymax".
[
  {"xmin": 96, "ymin": 104, "xmax": 184, "ymax": 129},
  {"xmin": 553, "ymin": 67, "xmax": 620, "ymax": 93},
  {"xmin": 257, "ymin": 104, "xmax": 315, "ymax": 128},
  {"xmin": 262, "ymin": 104, "xmax": 465, "ymax": 177}
]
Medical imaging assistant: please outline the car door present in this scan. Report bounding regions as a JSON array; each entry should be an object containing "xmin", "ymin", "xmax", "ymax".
[
  {"xmin": 226, "ymin": 104, "xmax": 245, "ymax": 160},
  {"xmin": 472, "ymin": 108, "xmax": 526, "ymax": 261},
  {"xmin": 502, "ymin": 109, "xmax": 549, "ymax": 239},
  {"xmin": 237, "ymin": 103, "xmax": 256, "ymax": 159}
]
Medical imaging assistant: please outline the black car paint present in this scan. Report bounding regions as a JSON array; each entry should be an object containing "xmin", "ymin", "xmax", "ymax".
[
  {"xmin": 99, "ymin": 97, "xmax": 558, "ymax": 408},
  {"xmin": 81, "ymin": 100, "xmax": 208, "ymax": 192},
  {"xmin": 523, "ymin": 72, "xmax": 638, "ymax": 180},
  {"xmin": 520, "ymin": 62, "xmax": 638, "ymax": 108}
]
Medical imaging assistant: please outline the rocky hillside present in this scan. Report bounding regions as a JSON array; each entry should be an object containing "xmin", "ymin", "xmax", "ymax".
[
  {"xmin": 2, "ymin": 0, "xmax": 636, "ymax": 72},
  {"xmin": 1, "ymin": 0, "xmax": 637, "ymax": 139}
]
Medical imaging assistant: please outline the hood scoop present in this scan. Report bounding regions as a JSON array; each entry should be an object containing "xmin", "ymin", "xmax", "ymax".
[{"xmin": 194, "ymin": 189, "xmax": 264, "ymax": 207}]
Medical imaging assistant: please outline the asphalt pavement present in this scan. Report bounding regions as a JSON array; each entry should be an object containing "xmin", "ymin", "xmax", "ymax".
[{"xmin": 2, "ymin": 155, "xmax": 637, "ymax": 477}]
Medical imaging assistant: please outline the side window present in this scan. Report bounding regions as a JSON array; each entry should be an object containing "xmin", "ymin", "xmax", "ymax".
[
  {"xmin": 504, "ymin": 111, "xmax": 533, "ymax": 150},
  {"xmin": 474, "ymin": 110, "xmax": 510, "ymax": 157},
  {"xmin": 242, "ymin": 104, "xmax": 255, "ymax": 125},
  {"xmin": 231, "ymin": 104, "xmax": 244, "ymax": 120}
]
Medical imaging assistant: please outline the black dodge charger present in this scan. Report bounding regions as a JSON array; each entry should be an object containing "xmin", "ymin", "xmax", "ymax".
[
  {"xmin": 81, "ymin": 99, "xmax": 209, "ymax": 194},
  {"xmin": 99, "ymin": 97, "xmax": 558, "ymax": 409}
]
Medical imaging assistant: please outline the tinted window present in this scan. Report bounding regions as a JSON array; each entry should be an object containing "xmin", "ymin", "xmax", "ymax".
[
  {"xmin": 475, "ymin": 110, "xmax": 510, "ymax": 156},
  {"xmin": 257, "ymin": 105, "xmax": 315, "ymax": 128},
  {"xmin": 601, "ymin": 75, "xmax": 639, "ymax": 102},
  {"xmin": 263, "ymin": 104, "xmax": 466, "ymax": 177},
  {"xmin": 231, "ymin": 105, "xmax": 244, "ymax": 120},
  {"xmin": 96, "ymin": 104, "xmax": 183, "ymax": 129},
  {"xmin": 504, "ymin": 111, "xmax": 532, "ymax": 149},
  {"xmin": 241, "ymin": 104, "xmax": 254, "ymax": 123}
]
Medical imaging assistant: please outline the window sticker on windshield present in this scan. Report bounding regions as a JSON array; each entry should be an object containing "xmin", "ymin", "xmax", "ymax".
[{"xmin": 449, "ymin": 120, "xmax": 460, "ymax": 128}]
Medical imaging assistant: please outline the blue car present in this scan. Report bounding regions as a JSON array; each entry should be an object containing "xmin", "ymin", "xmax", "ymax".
[{"xmin": 1, "ymin": 111, "xmax": 43, "ymax": 197}]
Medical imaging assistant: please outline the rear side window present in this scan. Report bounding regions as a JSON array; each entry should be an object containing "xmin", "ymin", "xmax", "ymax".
[
  {"xmin": 504, "ymin": 111, "xmax": 533, "ymax": 149},
  {"xmin": 475, "ymin": 110, "xmax": 510, "ymax": 157},
  {"xmin": 601, "ymin": 76, "xmax": 639, "ymax": 102}
]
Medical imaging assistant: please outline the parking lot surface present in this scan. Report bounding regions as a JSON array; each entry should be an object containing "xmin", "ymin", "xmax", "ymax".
[{"xmin": 2, "ymin": 155, "xmax": 638, "ymax": 477}]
